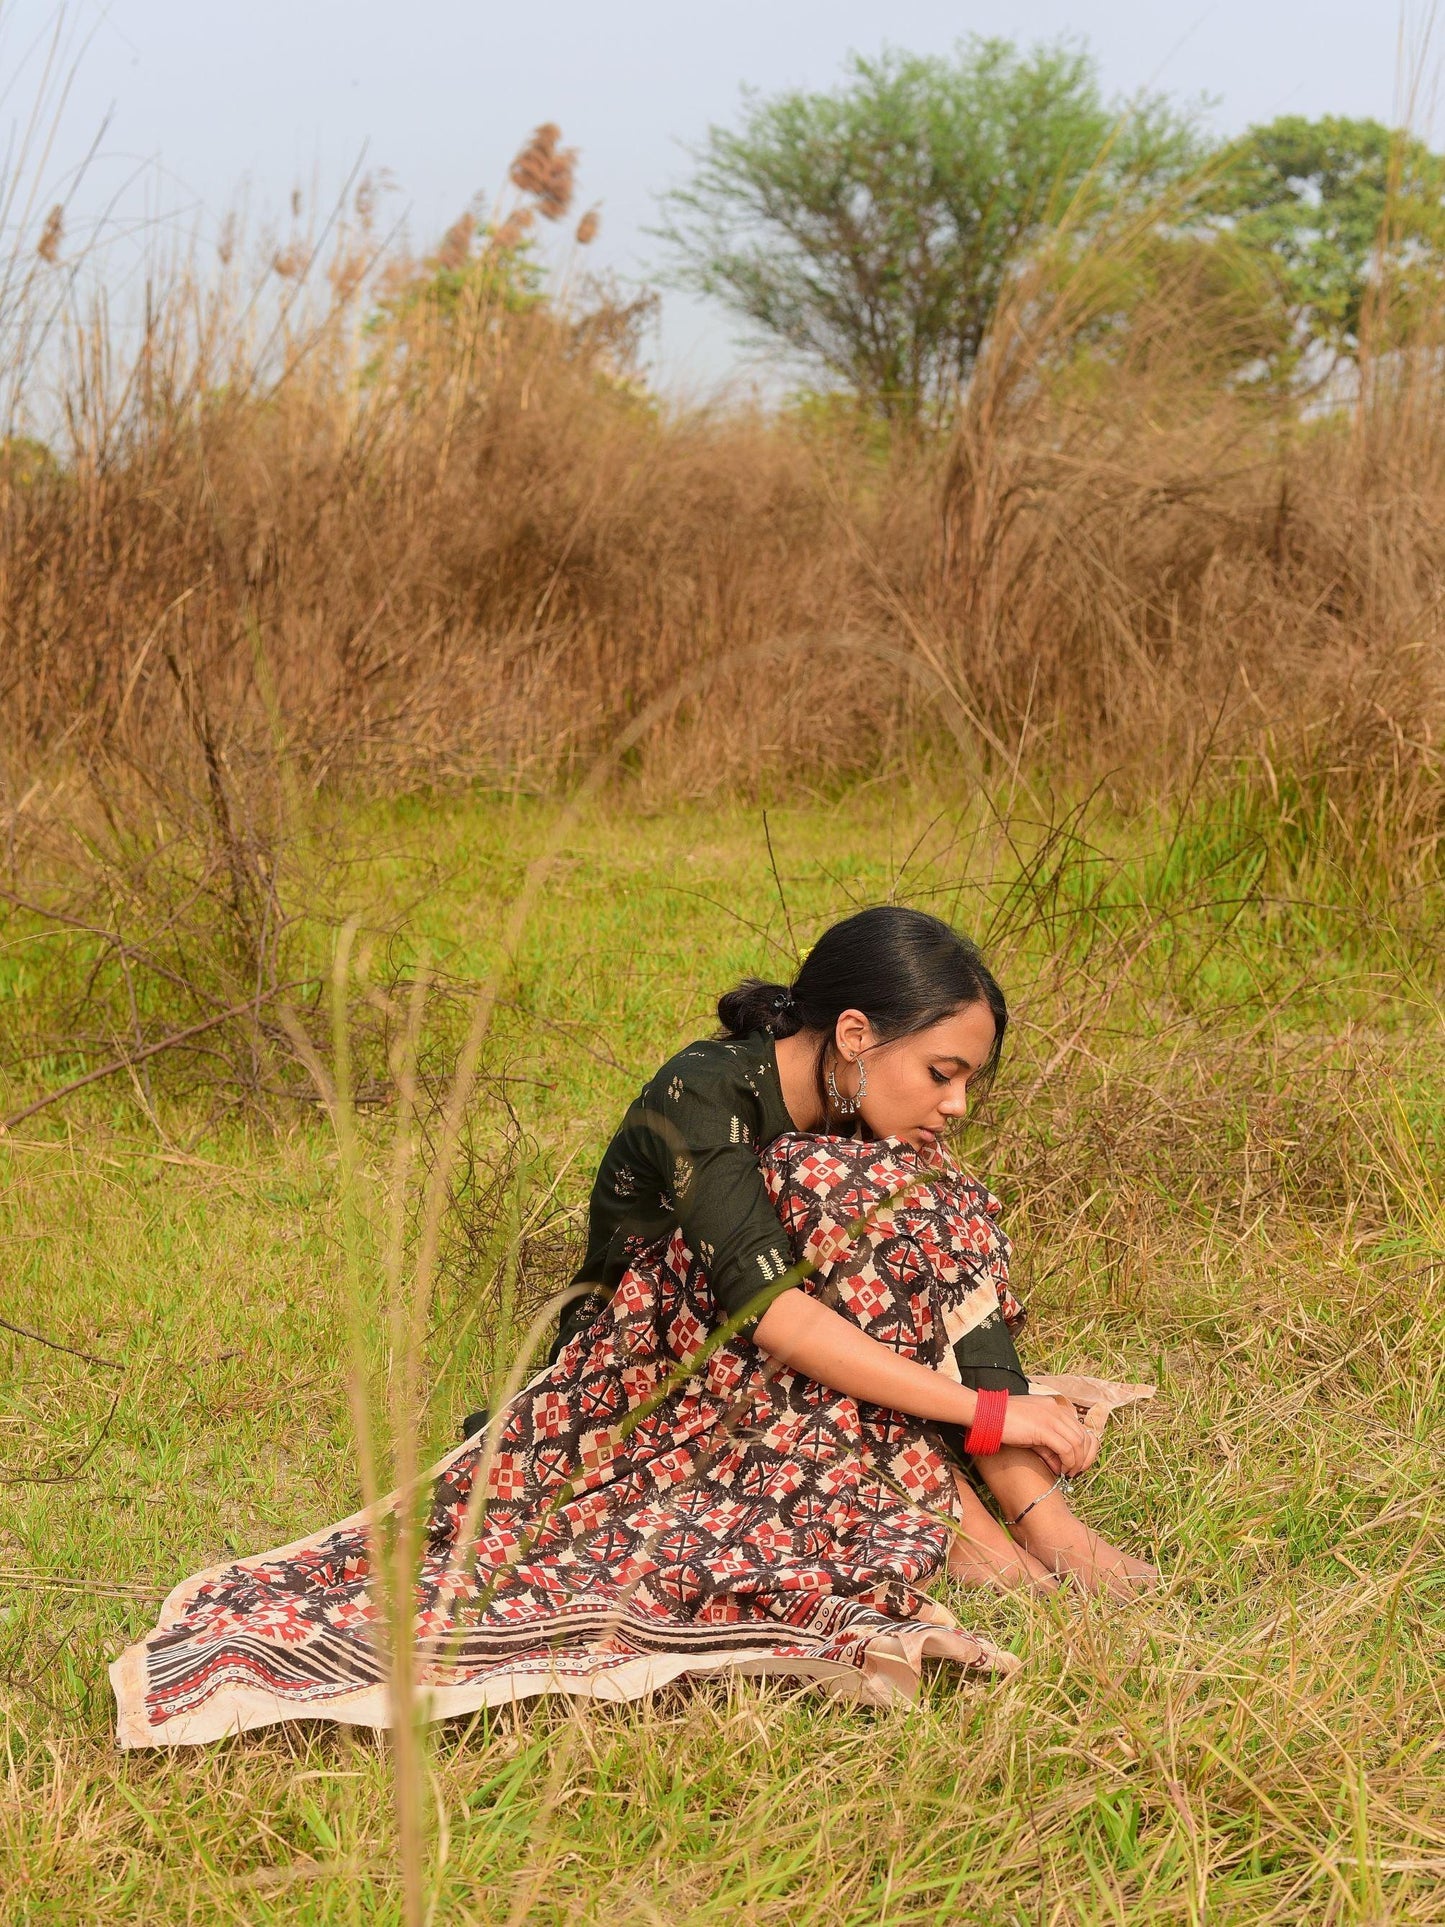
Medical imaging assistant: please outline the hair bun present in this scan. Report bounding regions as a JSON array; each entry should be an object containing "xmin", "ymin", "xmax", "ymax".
[{"xmin": 716, "ymin": 978, "xmax": 804, "ymax": 1039}]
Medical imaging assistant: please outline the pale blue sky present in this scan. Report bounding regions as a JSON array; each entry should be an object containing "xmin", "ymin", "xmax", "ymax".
[{"xmin": 2, "ymin": 1, "xmax": 1420, "ymax": 393}]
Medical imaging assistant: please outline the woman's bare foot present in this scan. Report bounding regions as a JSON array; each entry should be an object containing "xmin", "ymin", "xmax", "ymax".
[
  {"xmin": 1013, "ymin": 1499, "xmax": 1159, "ymax": 1599},
  {"xmin": 966, "ymin": 1444, "xmax": 1159, "ymax": 1601},
  {"xmin": 947, "ymin": 1472, "xmax": 1059, "ymax": 1594}
]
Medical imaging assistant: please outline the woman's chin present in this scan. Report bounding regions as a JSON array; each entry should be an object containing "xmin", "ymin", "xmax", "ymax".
[{"xmin": 863, "ymin": 1125, "xmax": 942, "ymax": 1153}]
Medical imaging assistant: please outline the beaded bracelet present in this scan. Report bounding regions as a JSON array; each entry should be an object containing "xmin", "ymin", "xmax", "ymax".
[{"xmin": 963, "ymin": 1387, "xmax": 1009, "ymax": 1456}]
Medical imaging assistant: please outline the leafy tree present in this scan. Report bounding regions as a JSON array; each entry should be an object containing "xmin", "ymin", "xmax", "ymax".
[
  {"xmin": 1213, "ymin": 115, "xmax": 1445, "ymax": 359},
  {"xmin": 656, "ymin": 39, "xmax": 1201, "ymax": 423}
]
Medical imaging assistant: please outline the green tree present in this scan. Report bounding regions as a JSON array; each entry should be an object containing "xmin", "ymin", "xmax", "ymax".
[
  {"xmin": 656, "ymin": 38, "xmax": 1201, "ymax": 424},
  {"xmin": 1214, "ymin": 115, "xmax": 1445, "ymax": 359}
]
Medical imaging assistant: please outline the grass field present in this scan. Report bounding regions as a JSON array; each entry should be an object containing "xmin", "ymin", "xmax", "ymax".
[{"xmin": 2, "ymin": 779, "xmax": 1443, "ymax": 1922}]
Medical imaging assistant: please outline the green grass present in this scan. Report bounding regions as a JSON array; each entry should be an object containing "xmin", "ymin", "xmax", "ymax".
[{"xmin": 2, "ymin": 781, "xmax": 1443, "ymax": 1922}]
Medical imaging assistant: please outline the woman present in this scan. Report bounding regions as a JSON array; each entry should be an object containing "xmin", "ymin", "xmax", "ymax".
[
  {"xmin": 551, "ymin": 905, "xmax": 1154, "ymax": 1595},
  {"xmin": 112, "ymin": 909, "xmax": 1154, "ymax": 1748}
]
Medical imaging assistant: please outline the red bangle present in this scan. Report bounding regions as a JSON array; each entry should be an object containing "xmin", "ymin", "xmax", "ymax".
[{"xmin": 963, "ymin": 1388, "xmax": 1009, "ymax": 1456}]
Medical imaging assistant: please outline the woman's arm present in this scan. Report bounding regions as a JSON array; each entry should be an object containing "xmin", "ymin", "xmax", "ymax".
[
  {"xmin": 643, "ymin": 1061, "xmax": 796, "ymax": 1321},
  {"xmin": 753, "ymin": 1291, "xmax": 1098, "ymax": 1477}
]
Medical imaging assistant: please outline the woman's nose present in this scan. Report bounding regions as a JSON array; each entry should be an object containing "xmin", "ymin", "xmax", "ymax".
[{"xmin": 938, "ymin": 1090, "xmax": 968, "ymax": 1118}]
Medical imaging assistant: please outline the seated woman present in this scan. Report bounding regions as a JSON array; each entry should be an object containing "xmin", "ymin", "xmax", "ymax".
[{"xmin": 112, "ymin": 909, "xmax": 1154, "ymax": 1749}]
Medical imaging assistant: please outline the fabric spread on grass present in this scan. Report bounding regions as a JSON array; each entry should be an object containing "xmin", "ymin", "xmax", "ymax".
[{"xmin": 111, "ymin": 1133, "xmax": 1151, "ymax": 1748}]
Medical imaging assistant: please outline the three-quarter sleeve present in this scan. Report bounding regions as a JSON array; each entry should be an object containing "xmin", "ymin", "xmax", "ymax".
[{"xmin": 638, "ymin": 1065, "xmax": 794, "ymax": 1326}]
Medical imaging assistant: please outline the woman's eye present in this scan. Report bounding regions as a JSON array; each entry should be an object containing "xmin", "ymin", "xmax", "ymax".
[{"xmin": 928, "ymin": 1067, "xmax": 950, "ymax": 1086}]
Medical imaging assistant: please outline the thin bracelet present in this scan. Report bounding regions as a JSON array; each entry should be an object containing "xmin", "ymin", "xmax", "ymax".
[{"xmin": 1007, "ymin": 1473, "xmax": 1070, "ymax": 1529}]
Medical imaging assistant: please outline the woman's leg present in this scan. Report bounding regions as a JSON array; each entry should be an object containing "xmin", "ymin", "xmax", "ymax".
[
  {"xmin": 946, "ymin": 1469, "xmax": 1058, "ymax": 1594},
  {"xmin": 971, "ymin": 1447, "xmax": 1159, "ymax": 1599}
]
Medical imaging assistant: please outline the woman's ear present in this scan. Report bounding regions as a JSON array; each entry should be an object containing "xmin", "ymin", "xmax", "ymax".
[{"xmin": 834, "ymin": 1008, "xmax": 872, "ymax": 1060}]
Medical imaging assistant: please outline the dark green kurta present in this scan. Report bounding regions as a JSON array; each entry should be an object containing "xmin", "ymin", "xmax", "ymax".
[{"xmin": 569, "ymin": 1030, "xmax": 795, "ymax": 1337}]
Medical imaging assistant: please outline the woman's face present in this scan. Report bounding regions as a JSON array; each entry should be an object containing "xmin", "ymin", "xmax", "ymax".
[{"xmin": 836, "ymin": 1002, "xmax": 999, "ymax": 1151}]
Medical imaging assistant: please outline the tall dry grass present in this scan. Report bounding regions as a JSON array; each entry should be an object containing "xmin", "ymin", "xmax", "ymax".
[{"xmin": 0, "ymin": 150, "xmax": 1440, "ymax": 835}]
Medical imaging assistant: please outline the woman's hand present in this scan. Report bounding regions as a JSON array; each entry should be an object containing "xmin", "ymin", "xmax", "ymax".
[{"xmin": 1000, "ymin": 1396, "xmax": 1100, "ymax": 1477}]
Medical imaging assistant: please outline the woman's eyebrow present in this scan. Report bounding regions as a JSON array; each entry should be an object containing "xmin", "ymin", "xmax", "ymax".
[{"xmin": 934, "ymin": 1054, "xmax": 970, "ymax": 1071}]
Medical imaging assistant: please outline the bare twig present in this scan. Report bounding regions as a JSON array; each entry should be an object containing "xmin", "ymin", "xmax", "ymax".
[
  {"xmin": 0, "ymin": 979, "xmax": 315, "ymax": 1131},
  {"xmin": 0, "ymin": 1313, "xmax": 122, "ymax": 1370},
  {"xmin": 761, "ymin": 809, "xmax": 800, "ymax": 966}
]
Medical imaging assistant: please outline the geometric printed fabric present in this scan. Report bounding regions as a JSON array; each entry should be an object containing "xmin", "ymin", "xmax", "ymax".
[{"xmin": 112, "ymin": 1133, "xmax": 1026, "ymax": 1747}]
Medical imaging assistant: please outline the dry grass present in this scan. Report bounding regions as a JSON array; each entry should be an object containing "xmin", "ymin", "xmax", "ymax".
[
  {"xmin": 1, "ymin": 178, "xmax": 1441, "ymax": 1143},
  {"xmin": 0, "ymin": 152, "xmax": 1441, "ymax": 836},
  {"xmin": 1, "ymin": 115, "xmax": 1444, "ymax": 1923}
]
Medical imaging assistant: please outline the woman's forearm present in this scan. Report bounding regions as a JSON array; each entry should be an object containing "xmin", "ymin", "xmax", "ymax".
[
  {"xmin": 752, "ymin": 1290, "xmax": 979, "ymax": 1428},
  {"xmin": 753, "ymin": 1289, "xmax": 1098, "ymax": 1477}
]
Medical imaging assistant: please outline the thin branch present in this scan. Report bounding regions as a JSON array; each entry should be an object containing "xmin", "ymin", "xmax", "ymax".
[
  {"xmin": 0, "ymin": 1314, "xmax": 122, "ymax": 1371},
  {"xmin": 761, "ymin": 809, "xmax": 800, "ymax": 965},
  {"xmin": 0, "ymin": 979, "xmax": 315, "ymax": 1131}
]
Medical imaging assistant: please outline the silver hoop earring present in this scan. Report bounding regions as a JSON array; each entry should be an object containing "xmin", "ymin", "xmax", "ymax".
[{"xmin": 827, "ymin": 1055, "xmax": 865, "ymax": 1117}]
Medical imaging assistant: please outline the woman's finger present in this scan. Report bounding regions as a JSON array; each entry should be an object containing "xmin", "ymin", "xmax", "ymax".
[
  {"xmin": 1051, "ymin": 1418, "xmax": 1091, "ymax": 1475},
  {"xmin": 1051, "ymin": 1410, "xmax": 1087, "ymax": 1450}
]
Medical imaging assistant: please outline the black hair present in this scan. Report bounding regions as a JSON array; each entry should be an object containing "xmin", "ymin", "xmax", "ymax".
[{"xmin": 716, "ymin": 905, "xmax": 1008, "ymax": 1101}]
